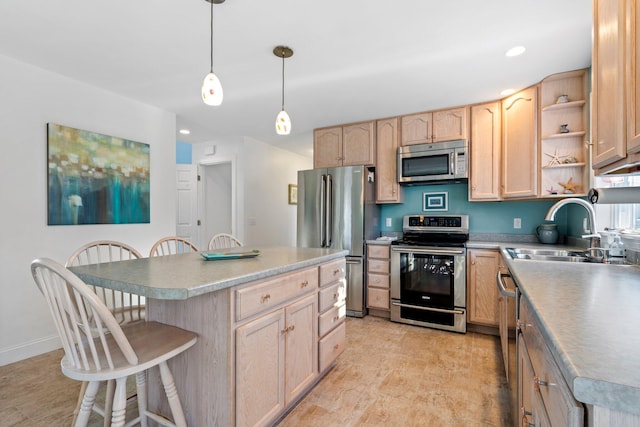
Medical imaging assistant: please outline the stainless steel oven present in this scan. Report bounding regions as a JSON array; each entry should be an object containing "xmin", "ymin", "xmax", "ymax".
[{"xmin": 390, "ymin": 215, "xmax": 468, "ymax": 333}]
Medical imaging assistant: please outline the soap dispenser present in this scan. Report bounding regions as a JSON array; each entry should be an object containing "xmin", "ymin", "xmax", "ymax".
[{"xmin": 609, "ymin": 234, "xmax": 625, "ymax": 258}]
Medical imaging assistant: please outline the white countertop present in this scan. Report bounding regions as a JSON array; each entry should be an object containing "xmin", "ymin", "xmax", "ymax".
[{"xmin": 69, "ymin": 246, "xmax": 348, "ymax": 300}]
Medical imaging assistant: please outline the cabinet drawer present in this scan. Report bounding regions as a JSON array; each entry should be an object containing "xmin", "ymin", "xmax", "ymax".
[
  {"xmin": 367, "ymin": 245, "xmax": 390, "ymax": 259},
  {"xmin": 235, "ymin": 267, "xmax": 318, "ymax": 321},
  {"xmin": 367, "ymin": 287, "xmax": 390, "ymax": 310},
  {"xmin": 319, "ymin": 321, "xmax": 346, "ymax": 372},
  {"xmin": 367, "ymin": 272, "xmax": 389, "ymax": 289},
  {"xmin": 319, "ymin": 259, "xmax": 346, "ymax": 287},
  {"xmin": 367, "ymin": 259, "xmax": 389, "ymax": 274},
  {"xmin": 520, "ymin": 299, "xmax": 584, "ymax": 426},
  {"xmin": 318, "ymin": 281, "xmax": 346, "ymax": 313},
  {"xmin": 318, "ymin": 303, "xmax": 346, "ymax": 337}
]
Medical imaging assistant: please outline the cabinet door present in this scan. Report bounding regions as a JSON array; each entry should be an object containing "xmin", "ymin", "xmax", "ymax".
[
  {"xmin": 314, "ymin": 127, "xmax": 343, "ymax": 169},
  {"xmin": 469, "ymin": 102, "xmax": 501, "ymax": 200},
  {"xmin": 501, "ymin": 86, "xmax": 538, "ymax": 199},
  {"xmin": 467, "ymin": 249, "xmax": 500, "ymax": 326},
  {"xmin": 628, "ymin": 0, "xmax": 640, "ymax": 153},
  {"xmin": 376, "ymin": 118, "xmax": 403, "ymax": 203},
  {"xmin": 519, "ymin": 338, "xmax": 536, "ymax": 427},
  {"xmin": 342, "ymin": 122, "xmax": 375, "ymax": 166},
  {"xmin": 401, "ymin": 112, "xmax": 433, "ymax": 145},
  {"xmin": 236, "ymin": 309, "xmax": 285, "ymax": 427},
  {"xmin": 593, "ymin": 0, "xmax": 627, "ymax": 168},
  {"xmin": 284, "ymin": 293, "xmax": 318, "ymax": 405},
  {"xmin": 433, "ymin": 107, "xmax": 469, "ymax": 142}
]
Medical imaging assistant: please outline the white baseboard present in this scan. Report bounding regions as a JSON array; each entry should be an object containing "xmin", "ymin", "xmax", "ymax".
[{"xmin": 0, "ymin": 335, "xmax": 61, "ymax": 366}]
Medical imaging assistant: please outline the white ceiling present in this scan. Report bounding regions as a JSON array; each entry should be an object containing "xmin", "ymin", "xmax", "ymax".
[{"xmin": 0, "ymin": 0, "xmax": 592, "ymax": 158}]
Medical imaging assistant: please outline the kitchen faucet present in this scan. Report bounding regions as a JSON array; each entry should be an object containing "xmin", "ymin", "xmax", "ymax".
[{"xmin": 544, "ymin": 198, "xmax": 602, "ymax": 254}]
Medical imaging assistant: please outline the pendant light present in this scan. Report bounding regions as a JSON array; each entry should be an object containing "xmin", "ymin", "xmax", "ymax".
[
  {"xmin": 201, "ymin": 0, "xmax": 224, "ymax": 106},
  {"xmin": 274, "ymin": 45, "xmax": 293, "ymax": 135}
]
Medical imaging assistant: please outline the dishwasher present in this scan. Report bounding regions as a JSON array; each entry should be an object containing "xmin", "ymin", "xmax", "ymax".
[{"xmin": 497, "ymin": 266, "xmax": 518, "ymax": 422}]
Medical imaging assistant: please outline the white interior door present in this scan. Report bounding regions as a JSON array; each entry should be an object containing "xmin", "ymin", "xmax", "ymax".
[
  {"xmin": 198, "ymin": 161, "xmax": 234, "ymax": 249},
  {"xmin": 176, "ymin": 164, "xmax": 198, "ymax": 242}
]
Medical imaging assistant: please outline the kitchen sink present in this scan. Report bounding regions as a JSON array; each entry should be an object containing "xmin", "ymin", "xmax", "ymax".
[{"xmin": 505, "ymin": 247, "xmax": 631, "ymax": 265}]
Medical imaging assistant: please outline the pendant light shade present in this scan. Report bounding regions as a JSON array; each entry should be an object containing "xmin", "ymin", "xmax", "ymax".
[
  {"xmin": 274, "ymin": 46, "xmax": 293, "ymax": 135},
  {"xmin": 202, "ymin": 0, "xmax": 224, "ymax": 106}
]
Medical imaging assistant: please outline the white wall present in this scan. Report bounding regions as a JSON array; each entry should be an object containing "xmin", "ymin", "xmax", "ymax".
[
  {"xmin": 193, "ymin": 136, "xmax": 312, "ymax": 248},
  {"xmin": 0, "ymin": 55, "xmax": 177, "ymax": 365}
]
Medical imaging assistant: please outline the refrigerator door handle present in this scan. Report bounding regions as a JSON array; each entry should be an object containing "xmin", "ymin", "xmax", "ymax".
[
  {"xmin": 320, "ymin": 174, "xmax": 327, "ymax": 247},
  {"xmin": 326, "ymin": 174, "xmax": 333, "ymax": 247}
]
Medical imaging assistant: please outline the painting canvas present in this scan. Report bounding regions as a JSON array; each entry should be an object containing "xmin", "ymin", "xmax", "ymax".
[{"xmin": 47, "ymin": 123, "xmax": 150, "ymax": 225}]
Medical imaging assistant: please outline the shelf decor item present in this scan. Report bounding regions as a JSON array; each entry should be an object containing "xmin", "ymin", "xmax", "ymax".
[
  {"xmin": 558, "ymin": 177, "xmax": 581, "ymax": 194},
  {"xmin": 544, "ymin": 148, "xmax": 569, "ymax": 166},
  {"xmin": 559, "ymin": 124, "xmax": 570, "ymax": 133},
  {"xmin": 556, "ymin": 94, "xmax": 570, "ymax": 103}
]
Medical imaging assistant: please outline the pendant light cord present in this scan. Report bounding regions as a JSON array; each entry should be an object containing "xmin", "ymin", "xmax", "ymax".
[
  {"xmin": 281, "ymin": 53, "xmax": 285, "ymax": 110},
  {"xmin": 209, "ymin": 0, "xmax": 214, "ymax": 73}
]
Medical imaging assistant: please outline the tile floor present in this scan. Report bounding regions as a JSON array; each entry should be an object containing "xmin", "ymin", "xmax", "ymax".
[{"xmin": 0, "ymin": 316, "xmax": 512, "ymax": 426}]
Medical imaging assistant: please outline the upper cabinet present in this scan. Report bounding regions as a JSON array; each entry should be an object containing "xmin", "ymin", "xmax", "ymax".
[
  {"xmin": 592, "ymin": 0, "xmax": 640, "ymax": 174},
  {"xmin": 375, "ymin": 117, "xmax": 403, "ymax": 204},
  {"xmin": 501, "ymin": 86, "xmax": 538, "ymax": 199},
  {"xmin": 539, "ymin": 69, "xmax": 589, "ymax": 198},
  {"xmin": 469, "ymin": 101, "xmax": 501, "ymax": 201},
  {"xmin": 313, "ymin": 122, "xmax": 376, "ymax": 169},
  {"xmin": 400, "ymin": 107, "xmax": 469, "ymax": 146}
]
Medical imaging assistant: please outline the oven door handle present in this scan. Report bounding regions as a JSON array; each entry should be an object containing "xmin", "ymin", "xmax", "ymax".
[
  {"xmin": 391, "ymin": 247, "xmax": 465, "ymax": 256},
  {"xmin": 496, "ymin": 271, "xmax": 516, "ymax": 298},
  {"xmin": 391, "ymin": 301, "xmax": 465, "ymax": 315}
]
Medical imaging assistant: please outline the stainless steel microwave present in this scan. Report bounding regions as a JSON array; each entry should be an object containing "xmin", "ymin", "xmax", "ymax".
[{"xmin": 397, "ymin": 139, "xmax": 468, "ymax": 184}]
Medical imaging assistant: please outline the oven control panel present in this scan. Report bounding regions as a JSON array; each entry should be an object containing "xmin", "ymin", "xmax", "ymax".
[{"xmin": 403, "ymin": 214, "xmax": 469, "ymax": 233}]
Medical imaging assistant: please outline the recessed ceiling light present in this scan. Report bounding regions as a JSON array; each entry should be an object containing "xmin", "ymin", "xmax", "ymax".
[
  {"xmin": 179, "ymin": 129, "xmax": 191, "ymax": 135},
  {"xmin": 505, "ymin": 46, "xmax": 526, "ymax": 57},
  {"xmin": 501, "ymin": 89, "xmax": 516, "ymax": 96}
]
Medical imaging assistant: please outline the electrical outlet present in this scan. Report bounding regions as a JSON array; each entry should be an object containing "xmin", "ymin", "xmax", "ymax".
[
  {"xmin": 385, "ymin": 217, "xmax": 392, "ymax": 227},
  {"xmin": 513, "ymin": 218, "xmax": 522, "ymax": 229}
]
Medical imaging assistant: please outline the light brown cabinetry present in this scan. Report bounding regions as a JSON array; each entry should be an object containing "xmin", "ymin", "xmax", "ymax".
[
  {"xmin": 375, "ymin": 117, "xmax": 403, "ymax": 203},
  {"xmin": 317, "ymin": 258, "xmax": 347, "ymax": 373},
  {"xmin": 518, "ymin": 296, "xmax": 584, "ymax": 427},
  {"xmin": 466, "ymin": 248, "xmax": 500, "ymax": 327},
  {"xmin": 593, "ymin": 0, "xmax": 640, "ymax": 174},
  {"xmin": 366, "ymin": 243, "xmax": 390, "ymax": 313},
  {"xmin": 501, "ymin": 86, "xmax": 538, "ymax": 199},
  {"xmin": 469, "ymin": 101, "xmax": 501, "ymax": 201},
  {"xmin": 539, "ymin": 69, "xmax": 589, "ymax": 198},
  {"xmin": 313, "ymin": 122, "xmax": 376, "ymax": 169},
  {"xmin": 401, "ymin": 107, "xmax": 468, "ymax": 146}
]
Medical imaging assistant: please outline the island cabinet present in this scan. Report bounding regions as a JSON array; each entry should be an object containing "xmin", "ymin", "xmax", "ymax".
[
  {"xmin": 466, "ymin": 248, "xmax": 500, "ymax": 327},
  {"xmin": 317, "ymin": 258, "xmax": 347, "ymax": 373},
  {"xmin": 366, "ymin": 243, "xmax": 390, "ymax": 315},
  {"xmin": 400, "ymin": 106, "xmax": 469, "ymax": 146},
  {"xmin": 375, "ymin": 117, "xmax": 403, "ymax": 204},
  {"xmin": 469, "ymin": 101, "xmax": 502, "ymax": 201},
  {"xmin": 501, "ymin": 86, "xmax": 538, "ymax": 199},
  {"xmin": 518, "ymin": 296, "xmax": 584, "ymax": 427},
  {"xmin": 592, "ymin": 0, "xmax": 640, "ymax": 174},
  {"xmin": 313, "ymin": 121, "xmax": 376, "ymax": 169},
  {"xmin": 234, "ymin": 267, "xmax": 318, "ymax": 427}
]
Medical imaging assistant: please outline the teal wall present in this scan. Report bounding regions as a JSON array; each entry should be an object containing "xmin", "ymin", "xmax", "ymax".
[
  {"xmin": 379, "ymin": 183, "xmax": 577, "ymax": 237},
  {"xmin": 176, "ymin": 141, "xmax": 192, "ymax": 164}
]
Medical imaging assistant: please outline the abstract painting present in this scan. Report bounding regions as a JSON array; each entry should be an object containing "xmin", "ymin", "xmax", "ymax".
[{"xmin": 47, "ymin": 123, "xmax": 150, "ymax": 225}]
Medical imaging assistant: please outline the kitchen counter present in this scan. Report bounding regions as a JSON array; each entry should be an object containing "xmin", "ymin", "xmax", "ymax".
[
  {"xmin": 501, "ymin": 247, "xmax": 640, "ymax": 417},
  {"xmin": 70, "ymin": 246, "xmax": 347, "ymax": 299}
]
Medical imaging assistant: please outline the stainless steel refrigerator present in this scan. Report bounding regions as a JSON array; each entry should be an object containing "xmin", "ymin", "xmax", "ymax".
[{"xmin": 297, "ymin": 165, "xmax": 380, "ymax": 317}]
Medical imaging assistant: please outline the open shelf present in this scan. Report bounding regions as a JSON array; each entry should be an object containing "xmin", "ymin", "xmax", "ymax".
[
  {"xmin": 542, "ymin": 131, "xmax": 586, "ymax": 140},
  {"xmin": 541, "ymin": 100, "xmax": 586, "ymax": 112},
  {"xmin": 542, "ymin": 162, "xmax": 586, "ymax": 169}
]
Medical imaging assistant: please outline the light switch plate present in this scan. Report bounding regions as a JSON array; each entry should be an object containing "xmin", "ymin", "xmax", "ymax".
[
  {"xmin": 385, "ymin": 217, "xmax": 392, "ymax": 227},
  {"xmin": 513, "ymin": 218, "xmax": 522, "ymax": 229}
]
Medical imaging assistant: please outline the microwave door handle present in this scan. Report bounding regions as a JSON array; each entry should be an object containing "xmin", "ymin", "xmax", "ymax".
[
  {"xmin": 320, "ymin": 175, "xmax": 327, "ymax": 247},
  {"xmin": 450, "ymin": 152, "xmax": 456, "ymax": 176}
]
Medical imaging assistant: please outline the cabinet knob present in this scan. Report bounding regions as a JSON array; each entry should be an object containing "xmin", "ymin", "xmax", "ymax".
[
  {"xmin": 260, "ymin": 294, "xmax": 271, "ymax": 303},
  {"xmin": 300, "ymin": 280, "xmax": 309, "ymax": 288},
  {"xmin": 516, "ymin": 319, "xmax": 532, "ymax": 331},
  {"xmin": 533, "ymin": 375, "xmax": 555, "ymax": 392}
]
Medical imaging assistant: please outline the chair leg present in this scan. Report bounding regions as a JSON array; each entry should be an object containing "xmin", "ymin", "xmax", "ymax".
[
  {"xmin": 75, "ymin": 381, "xmax": 100, "ymax": 427},
  {"xmin": 158, "ymin": 361, "xmax": 188, "ymax": 427},
  {"xmin": 135, "ymin": 371, "xmax": 148, "ymax": 427},
  {"xmin": 72, "ymin": 381, "xmax": 88, "ymax": 425},
  {"xmin": 103, "ymin": 379, "xmax": 115, "ymax": 427},
  {"xmin": 110, "ymin": 377, "xmax": 128, "ymax": 427}
]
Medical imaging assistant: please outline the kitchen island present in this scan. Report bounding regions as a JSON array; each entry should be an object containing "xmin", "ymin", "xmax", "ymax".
[
  {"xmin": 502, "ymin": 251, "xmax": 640, "ymax": 425},
  {"xmin": 70, "ymin": 246, "xmax": 349, "ymax": 427}
]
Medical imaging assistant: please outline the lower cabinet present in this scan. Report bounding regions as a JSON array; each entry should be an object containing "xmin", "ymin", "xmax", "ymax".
[
  {"xmin": 518, "ymin": 296, "xmax": 584, "ymax": 427},
  {"xmin": 235, "ymin": 293, "xmax": 318, "ymax": 427},
  {"xmin": 467, "ymin": 248, "xmax": 501, "ymax": 327},
  {"xmin": 318, "ymin": 258, "xmax": 347, "ymax": 373},
  {"xmin": 366, "ymin": 243, "xmax": 391, "ymax": 313}
]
